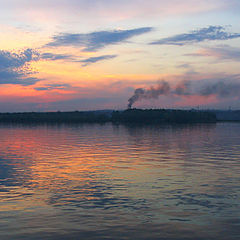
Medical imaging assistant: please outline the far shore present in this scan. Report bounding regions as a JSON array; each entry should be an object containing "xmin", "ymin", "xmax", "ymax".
[{"xmin": 0, "ymin": 109, "xmax": 239, "ymax": 124}]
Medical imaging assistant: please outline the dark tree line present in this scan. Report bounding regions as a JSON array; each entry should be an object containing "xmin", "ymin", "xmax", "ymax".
[
  {"xmin": 111, "ymin": 109, "xmax": 216, "ymax": 124},
  {"xmin": 0, "ymin": 109, "xmax": 217, "ymax": 124},
  {"xmin": 0, "ymin": 111, "xmax": 110, "ymax": 123}
]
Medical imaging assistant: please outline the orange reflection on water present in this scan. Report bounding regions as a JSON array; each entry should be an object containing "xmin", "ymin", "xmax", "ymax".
[{"xmin": 0, "ymin": 125, "xmax": 138, "ymax": 205}]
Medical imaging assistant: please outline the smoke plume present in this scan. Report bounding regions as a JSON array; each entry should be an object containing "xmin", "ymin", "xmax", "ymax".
[
  {"xmin": 128, "ymin": 81, "xmax": 170, "ymax": 108},
  {"xmin": 128, "ymin": 80, "xmax": 240, "ymax": 108}
]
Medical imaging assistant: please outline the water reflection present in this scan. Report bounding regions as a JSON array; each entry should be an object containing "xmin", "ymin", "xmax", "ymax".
[{"xmin": 0, "ymin": 123, "xmax": 239, "ymax": 239}]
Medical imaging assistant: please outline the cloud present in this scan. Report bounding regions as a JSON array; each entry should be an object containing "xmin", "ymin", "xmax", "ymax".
[
  {"xmin": 80, "ymin": 55, "xmax": 117, "ymax": 66},
  {"xmin": 40, "ymin": 52, "xmax": 117, "ymax": 66},
  {"xmin": 186, "ymin": 45, "xmax": 240, "ymax": 61},
  {"xmin": 177, "ymin": 63, "xmax": 192, "ymax": 69},
  {"xmin": 41, "ymin": 52, "xmax": 74, "ymax": 61},
  {"xmin": 151, "ymin": 26, "xmax": 240, "ymax": 46},
  {"xmin": 46, "ymin": 27, "xmax": 153, "ymax": 51},
  {"xmin": 34, "ymin": 83, "xmax": 71, "ymax": 91},
  {"xmin": 0, "ymin": 48, "xmax": 39, "ymax": 69},
  {"xmin": 0, "ymin": 49, "xmax": 40, "ymax": 86}
]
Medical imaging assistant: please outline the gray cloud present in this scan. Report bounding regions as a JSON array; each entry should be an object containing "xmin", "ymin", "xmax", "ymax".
[
  {"xmin": 0, "ymin": 49, "xmax": 40, "ymax": 86},
  {"xmin": 34, "ymin": 83, "xmax": 71, "ymax": 91},
  {"xmin": 80, "ymin": 55, "xmax": 117, "ymax": 66},
  {"xmin": 46, "ymin": 27, "xmax": 153, "ymax": 51},
  {"xmin": 177, "ymin": 63, "xmax": 192, "ymax": 69},
  {"xmin": 128, "ymin": 77, "xmax": 240, "ymax": 108},
  {"xmin": 41, "ymin": 52, "xmax": 74, "ymax": 61},
  {"xmin": 41, "ymin": 52, "xmax": 118, "ymax": 66},
  {"xmin": 0, "ymin": 48, "xmax": 39, "ymax": 69},
  {"xmin": 151, "ymin": 26, "xmax": 240, "ymax": 46}
]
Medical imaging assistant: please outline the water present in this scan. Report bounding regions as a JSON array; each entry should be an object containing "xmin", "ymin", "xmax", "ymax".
[{"xmin": 0, "ymin": 122, "xmax": 239, "ymax": 240}]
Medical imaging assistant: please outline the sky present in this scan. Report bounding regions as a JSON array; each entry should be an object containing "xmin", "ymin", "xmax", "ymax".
[{"xmin": 0, "ymin": 0, "xmax": 240, "ymax": 112}]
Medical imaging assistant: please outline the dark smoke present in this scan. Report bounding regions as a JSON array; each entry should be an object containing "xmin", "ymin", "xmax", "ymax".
[
  {"xmin": 128, "ymin": 81, "xmax": 170, "ymax": 108},
  {"xmin": 128, "ymin": 80, "xmax": 240, "ymax": 108},
  {"xmin": 200, "ymin": 81, "xmax": 240, "ymax": 97},
  {"xmin": 174, "ymin": 80, "xmax": 192, "ymax": 95}
]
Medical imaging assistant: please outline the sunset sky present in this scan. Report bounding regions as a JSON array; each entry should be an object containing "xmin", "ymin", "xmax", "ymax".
[{"xmin": 1, "ymin": 0, "xmax": 240, "ymax": 112}]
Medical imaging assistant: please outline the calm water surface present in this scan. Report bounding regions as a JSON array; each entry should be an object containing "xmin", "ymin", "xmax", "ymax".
[{"xmin": 0, "ymin": 123, "xmax": 239, "ymax": 240}]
